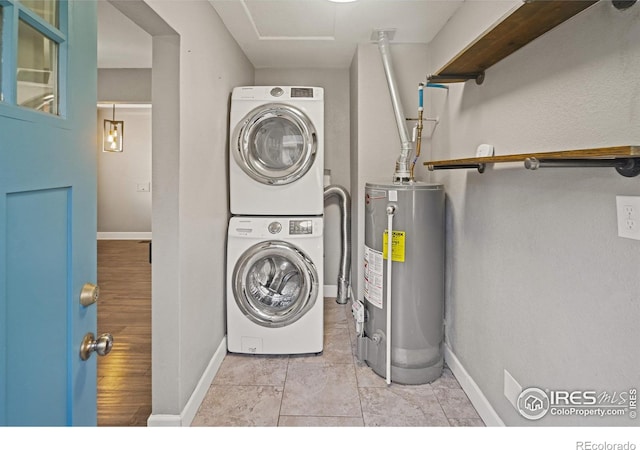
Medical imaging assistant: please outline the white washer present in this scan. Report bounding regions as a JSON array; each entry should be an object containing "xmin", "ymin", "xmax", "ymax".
[
  {"xmin": 227, "ymin": 216, "xmax": 324, "ymax": 355},
  {"xmin": 229, "ymin": 86, "xmax": 324, "ymax": 216}
]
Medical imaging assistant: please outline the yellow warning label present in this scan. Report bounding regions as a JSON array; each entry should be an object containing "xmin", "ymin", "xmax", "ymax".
[{"xmin": 382, "ymin": 230, "xmax": 405, "ymax": 262}]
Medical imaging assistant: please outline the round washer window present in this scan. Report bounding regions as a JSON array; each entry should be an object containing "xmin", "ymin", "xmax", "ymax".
[{"xmin": 233, "ymin": 241, "xmax": 319, "ymax": 328}]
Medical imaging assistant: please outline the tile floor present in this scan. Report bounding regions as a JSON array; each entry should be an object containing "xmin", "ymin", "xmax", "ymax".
[{"xmin": 192, "ymin": 297, "xmax": 484, "ymax": 427}]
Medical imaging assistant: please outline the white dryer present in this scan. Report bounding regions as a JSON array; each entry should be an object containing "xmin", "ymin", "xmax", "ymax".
[
  {"xmin": 229, "ymin": 86, "xmax": 324, "ymax": 216},
  {"xmin": 226, "ymin": 216, "xmax": 324, "ymax": 355}
]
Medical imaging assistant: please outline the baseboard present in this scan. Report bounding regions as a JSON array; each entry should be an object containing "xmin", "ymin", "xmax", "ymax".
[
  {"xmin": 145, "ymin": 414, "xmax": 181, "ymax": 427},
  {"xmin": 147, "ymin": 337, "xmax": 227, "ymax": 427},
  {"xmin": 323, "ymin": 285, "xmax": 355, "ymax": 304},
  {"xmin": 444, "ymin": 344, "xmax": 505, "ymax": 427},
  {"xmin": 323, "ymin": 285, "xmax": 337, "ymax": 297},
  {"xmin": 97, "ymin": 232, "xmax": 152, "ymax": 240}
]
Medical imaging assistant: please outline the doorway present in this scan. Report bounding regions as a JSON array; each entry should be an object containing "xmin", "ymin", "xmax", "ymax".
[
  {"xmin": 97, "ymin": 0, "xmax": 153, "ymax": 426},
  {"xmin": 96, "ymin": 104, "xmax": 152, "ymax": 425}
]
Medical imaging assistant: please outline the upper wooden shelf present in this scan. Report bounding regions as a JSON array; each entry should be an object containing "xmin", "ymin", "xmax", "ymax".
[
  {"xmin": 428, "ymin": 0, "xmax": 599, "ymax": 85},
  {"xmin": 424, "ymin": 146, "xmax": 640, "ymax": 177}
]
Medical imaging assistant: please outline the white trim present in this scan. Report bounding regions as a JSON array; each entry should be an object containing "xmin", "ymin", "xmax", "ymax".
[
  {"xmin": 145, "ymin": 414, "xmax": 181, "ymax": 427},
  {"xmin": 180, "ymin": 337, "xmax": 227, "ymax": 426},
  {"xmin": 97, "ymin": 232, "xmax": 152, "ymax": 240},
  {"xmin": 444, "ymin": 344, "xmax": 505, "ymax": 427},
  {"xmin": 147, "ymin": 337, "xmax": 228, "ymax": 427},
  {"xmin": 323, "ymin": 284, "xmax": 337, "ymax": 297}
]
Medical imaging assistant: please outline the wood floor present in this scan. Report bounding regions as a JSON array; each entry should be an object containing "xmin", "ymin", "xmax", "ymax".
[{"xmin": 97, "ymin": 240, "xmax": 152, "ymax": 427}]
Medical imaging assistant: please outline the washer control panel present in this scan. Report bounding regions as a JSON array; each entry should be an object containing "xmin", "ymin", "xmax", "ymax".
[
  {"xmin": 289, "ymin": 219, "xmax": 313, "ymax": 235},
  {"xmin": 229, "ymin": 217, "xmax": 321, "ymax": 238}
]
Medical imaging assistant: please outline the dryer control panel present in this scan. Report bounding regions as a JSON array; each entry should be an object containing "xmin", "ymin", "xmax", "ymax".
[
  {"xmin": 291, "ymin": 87, "xmax": 314, "ymax": 98},
  {"xmin": 233, "ymin": 86, "xmax": 323, "ymax": 101}
]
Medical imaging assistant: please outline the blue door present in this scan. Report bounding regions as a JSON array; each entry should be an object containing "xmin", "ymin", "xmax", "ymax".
[{"xmin": 0, "ymin": 0, "xmax": 100, "ymax": 425}]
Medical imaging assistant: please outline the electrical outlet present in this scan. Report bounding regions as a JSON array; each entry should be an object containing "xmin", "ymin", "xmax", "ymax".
[
  {"xmin": 504, "ymin": 369, "xmax": 522, "ymax": 410},
  {"xmin": 476, "ymin": 144, "xmax": 494, "ymax": 158},
  {"xmin": 616, "ymin": 196, "xmax": 640, "ymax": 240}
]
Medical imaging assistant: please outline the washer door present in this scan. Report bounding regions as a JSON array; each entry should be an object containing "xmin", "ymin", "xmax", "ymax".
[
  {"xmin": 233, "ymin": 104, "xmax": 317, "ymax": 185},
  {"xmin": 233, "ymin": 240, "xmax": 319, "ymax": 328}
]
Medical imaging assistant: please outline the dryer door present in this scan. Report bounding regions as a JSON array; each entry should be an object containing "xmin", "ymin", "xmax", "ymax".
[
  {"xmin": 233, "ymin": 104, "xmax": 317, "ymax": 185},
  {"xmin": 233, "ymin": 240, "xmax": 319, "ymax": 328}
]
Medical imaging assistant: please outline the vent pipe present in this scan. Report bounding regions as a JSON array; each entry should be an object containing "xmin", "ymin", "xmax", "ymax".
[
  {"xmin": 375, "ymin": 29, "xmax": 413, "ymax": 183},
  {"xmin": 324, "ymin": 184, "xmax": 351, "ymax": 305}
]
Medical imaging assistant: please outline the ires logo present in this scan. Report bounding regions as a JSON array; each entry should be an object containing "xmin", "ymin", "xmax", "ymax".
[
  {"xmin": 549, "ymin": 390, "xmax": 598, "ymax": 406},
  {"xmin": 517, "ymin": 388, "xmax": 550, "ymax": 420},
  {"xmin": 518, "ymin": 387, "xmax": 638, "ymax": 421}
]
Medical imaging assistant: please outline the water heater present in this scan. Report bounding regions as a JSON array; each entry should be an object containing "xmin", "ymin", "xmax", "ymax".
[{"xmin": 356, "ymin": 181, "xmax": 445, "ymax": 384}]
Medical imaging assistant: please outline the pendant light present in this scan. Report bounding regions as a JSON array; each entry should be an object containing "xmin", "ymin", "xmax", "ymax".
[{"xmin": 103, "ymin": 104, "xmax": 124, "ymax": 152}]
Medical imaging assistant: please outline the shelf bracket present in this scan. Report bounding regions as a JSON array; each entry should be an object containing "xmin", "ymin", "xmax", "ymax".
[
  {"xmin": 524, "ymin": 157, "xmax": 640, "ymax": 177},
  {"xmin": 428, "ymin": 163, "xmax": 486, "ymax": 174},
  {"xmin": 612, "ymin": 0, "xmax": 637, "ymax": 10},
  {"xmin": 427, "ymin": 72, "xmax": 485, "ymax": 85}
]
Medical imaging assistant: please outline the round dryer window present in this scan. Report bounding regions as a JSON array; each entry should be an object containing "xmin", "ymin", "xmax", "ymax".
[
  {"xmin": 233, "ymin": 104, "xmax": 317, "ymax": 185},
  {"xmin": 232, "ymin": 240, "xmax": 319, "ymax": 328}
]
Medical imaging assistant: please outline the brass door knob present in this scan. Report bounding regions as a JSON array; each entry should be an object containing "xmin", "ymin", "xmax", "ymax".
[
  {"xmin": 80, "ymin": 283, "xmax": 100, "ymax": 307},
  {"xmin": 79, "ymin": 332, "xmax": 113, "ymax": 361}
]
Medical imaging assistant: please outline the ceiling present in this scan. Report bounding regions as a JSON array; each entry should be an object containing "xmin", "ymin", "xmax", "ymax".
[
  {"xmin": 98, "ymin": 0, "xmax": 464, "ymax": 69},
  {"xmin": 97, "ymin": 0, "xmax": 152, "ymax": 68}
]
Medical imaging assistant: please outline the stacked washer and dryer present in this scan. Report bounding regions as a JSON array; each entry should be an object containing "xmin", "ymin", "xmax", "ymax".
[{"xmin": 226, "ymin": 86, "xmax": 325, "ymax": 355}]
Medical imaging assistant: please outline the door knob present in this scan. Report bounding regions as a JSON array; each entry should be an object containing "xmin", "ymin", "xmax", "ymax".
[
  {"xmin": 79, "ymin": 332, "xmax": 113, "ymax": 361},
  {"xmin": 80, "ymin": 283, "xmax": 100, "ymax": 307}
]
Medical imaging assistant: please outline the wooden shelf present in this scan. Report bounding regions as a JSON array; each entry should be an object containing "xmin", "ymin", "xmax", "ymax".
[
  {"xmin": 425, "ymin": 146, "xmax": 640, "ymax": 167},
  {"xmin": 424, "ymin": 146, "xmax": 640, "ymax": 177},
  {"xmin": 428, "ymin": 0, "xmax": 598, "ymax": 85}
]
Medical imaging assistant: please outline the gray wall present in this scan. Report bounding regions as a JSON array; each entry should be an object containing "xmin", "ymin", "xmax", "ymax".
[
  {"xmin": 254, "ymin": 69, "xmax": 350, "ymax": 290},
  {"xmin": 98, "ymin": 68, "xmax": 152, "ymax": 103},
  {"xmin": 429, "ymin": 1, "xmax": 640, "ymax": 426},
  {"xmin": 349, "ymin": 43, "xmax": 430, "ymax": 303},
  {"xmin": 112, "ymin": 0, "xmax": 255, "ymax": 419},
  {"xmin": 97, "ymin": 69, "xmax": 153, "ymax": 234},
  {"xmin": 148, "ymin": 0, "xmax": 254, "ymax": 417},
  {"xmin": 97, "ymin": 107, "xmax": 152, "ymax": 233}
]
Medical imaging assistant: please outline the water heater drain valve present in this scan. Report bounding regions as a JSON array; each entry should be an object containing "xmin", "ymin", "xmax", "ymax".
[{"xmin": 352, "ymin": 300, "xmax": 366, "ymax": 334}]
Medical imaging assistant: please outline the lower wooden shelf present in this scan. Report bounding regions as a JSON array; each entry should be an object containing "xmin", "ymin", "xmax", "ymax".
[{"xmin": 424, "ymin": 146, "xmax": 640, "ymax": 177}]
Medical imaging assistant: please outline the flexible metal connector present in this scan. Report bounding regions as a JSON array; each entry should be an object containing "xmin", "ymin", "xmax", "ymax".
[
  {"xmin": 376, "ymin": 30, "xmax": 414, "ymax": 183},
  {"xmin": 324, "ymin": 184, "xmax": 352, "ymax": 305},
  {"xmin": 410, "ymin": 83, "xmax": 425, "ymax": 180}
]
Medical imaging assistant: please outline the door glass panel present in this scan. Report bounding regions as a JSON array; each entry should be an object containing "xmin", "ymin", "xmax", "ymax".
[
  {"xmin": 250, "ymin": 118, "xmax": 304, "ymax": 170},
  {"xmin": 247, "ymin": 255, "xmax": 302, "ymax": 311},
  {"xmin": 21, "ymin": 0, "xmax": 59, "ymax": 28},
  {"xmin": 17, "ymin": 19, "xmax": 58, "ymax": 114}
]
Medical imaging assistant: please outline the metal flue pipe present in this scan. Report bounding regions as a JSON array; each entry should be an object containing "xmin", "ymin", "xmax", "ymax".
[
  {"xmin": 376, "ymin": 30, "xmax": 414, "ymax": 183},
  {"xmin": 324, "ymin": 184, "xmax": 351, "ymax": 305}
]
